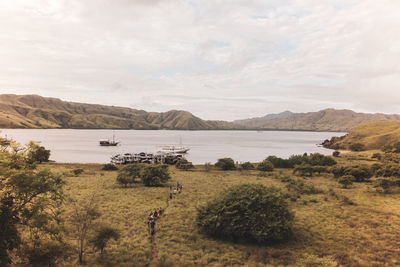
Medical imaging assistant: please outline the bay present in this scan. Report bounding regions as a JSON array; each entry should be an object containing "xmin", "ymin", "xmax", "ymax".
[{"xmin": 1, "ymin": 129, "xmax": 343, "ymax": 164}]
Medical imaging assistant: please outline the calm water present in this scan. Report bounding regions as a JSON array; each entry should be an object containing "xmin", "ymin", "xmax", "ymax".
[{"xmin": 1, "ymin": 129, "xmax": 343, "ymax": 164}]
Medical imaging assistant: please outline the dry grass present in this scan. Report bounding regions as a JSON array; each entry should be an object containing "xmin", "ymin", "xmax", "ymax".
[{"xmin": 43, "ymin": 162, "xmax": 400, "ymax": 266}]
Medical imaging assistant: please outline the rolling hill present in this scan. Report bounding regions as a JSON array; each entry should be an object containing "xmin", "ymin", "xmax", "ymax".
[
  {"xmin": 234, "ymin": 109, "xmax": 400, "ymax": 132},
  {"xmin": 323, "ymin": 121, "xmax": 400, "ymax": 150},
  {"xmin": 0, "ymin": 94, "xmax": 239, "ymax": 130}
]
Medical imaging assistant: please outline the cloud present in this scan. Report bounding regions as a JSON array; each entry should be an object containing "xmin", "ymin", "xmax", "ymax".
[{"xmin": 0, "ymin": 0, "xmax": 399, "ymax": 120}]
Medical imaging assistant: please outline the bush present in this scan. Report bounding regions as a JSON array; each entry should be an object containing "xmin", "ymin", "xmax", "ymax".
[
  {"xmin": 90, "ymin": 225, "xmax": 120, "ymax": 254},
  {"xmin": 285, "ymin": 179, "xmax": 323, "ymax": 195},
  {"xmin": 349, "ymin": 143, "xmax": 366, "ymax": 152},
  {"xmin": 257, "ymin": 160, "xmax": 274, "ymax": 172},
  {"xmin": 72, "ymin": 168, "xmax": 84, "ymax": 176},
  {"xmin": 332, "ymin": 151, "xmax": 340, "ymax": 157},
  {"xmin": 338, "ymin": 175, "xmax": 354, "ymax": 188},
  {"xmin": 309, "ymin": 153, "xmax": 337, "ymax": 166},
  {"xmin": 141, "ymin": 165, "xmax": 170, "ymax": 186},
  {"xmin": 102, "ymin": 163, "xmax": 118, "ymax": 171},
  {"xmin": 240, "ymin": 162, "xmax": 254, "ymax": 170},
  {"xmin": 382, "ymin": 145, "xmax": 393, "ymax": 153},
  {"xmin": 375, "ymin": 163, "xmax": 400, "ymax": 178},
  {"xmin": 372, "ymin": 153, "xmax": 382, "ymax": 160},
  {"xmin": 266, "ymin": 156, "xmax": 292, "ymax": 168},
  {"xmin": 196, "ymin": 184, "xmax": 294, "ymax": 244},
  {"xmin": 116, "ymin": 165, "xmax": 143, "ymax": 187},
  {"xmin": 345, "ymin": 165, "xmax": 372, "ymax": 182},
  {"xmin": 176, "ymin": 159, "xmax": 194, "ymax": 171},
  {"xmin": 293, "ymin": 164, "xmax": 314, "ymax": 177},
  {"xmin": 215, "ymin": 158, "xmax": 236, "ymax": 170}
]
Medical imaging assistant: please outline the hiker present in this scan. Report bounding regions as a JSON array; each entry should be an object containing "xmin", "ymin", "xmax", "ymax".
[
  {"xmin": 159, "ymin": 207, "xmax": 163, "ymax": 215},
  {"xmin": 173, "ymin": 189, "xmax": 177, "ymax": 194},
  {"xmin": 170, "ymin": 192, "xmax": 173, "ymax": 199}
]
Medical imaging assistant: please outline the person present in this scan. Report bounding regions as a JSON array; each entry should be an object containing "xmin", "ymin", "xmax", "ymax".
[
  {"xmin": 170, "ymin": 192, "xmax": 173, "ymax": 199},
  {"xmin": 153, "ymin": 210, "xmax": 158, "ymax": 219},
  {"xmin": 159, "ymin": 207, "xmax": 163, "ymax": 215},
  {"xmin": 173, "ymin": 189, "xmax": 177, "ymax": 194},
  {"xmin": 178, "ymin": 187, "xmax": 181, "ymax": 194}
]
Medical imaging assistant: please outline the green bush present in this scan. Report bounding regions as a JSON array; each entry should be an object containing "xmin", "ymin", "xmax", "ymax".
[
  {"xmin": 332, "ymin": 151, "xmax": 340, "ymax": 157},
  {"xmin": 345, "ymin": 165, "xmax": 372, "ymax": 182},
  {"xmin": 72, "ymin": 168, "xmax": 84, "ymax": 176},
  {"xmin": 257, "ymin": 160, "xmax": 274, "ymax": 172},
  {"xmin": 309, "ymin": 153, "xmax": 337, "ymax": 166},
  {"xmin": 90, "ymin": 225, "xmax": 120, "ymax": 254},
  {"xmin": 176, "ymin": 159, "xmax": 194, "ymax": 171},
  {"xmin": 240, "ymin": 162, "xmax": 254, "ymax": 170},
  {"xmin": 102, "ymin": 163, "xmax": 118, "ymax": 171},
  {"xmin": 372, "ymin": 153, "xmax": 382, "ymax": 160},
  {"xmin": 266, "ymin": 156, "xmax": 292, "ymax": 168},
  {"xmin": 293, "ymin": 164, "xmax": 314, "ymax": 177},
  {"xmin": 349, "ymin": 143, "xmax": 366, "ymax": 152},
  {"xmin": 285, "ymin": 179, "xmax": 323, "ymax": 195},
  {"xmin": 141, "ymin": 165, "xmax": 170, "ymax": 186},
  {"xmin": 196, "ymin": 184, "xmax": 294, "ymax": 244},
  {"xmin": 116, "ymin": 164, "xmax": 143, "ymax": 187},
  {"xmin": 215, "ymin": 158, "xmax": 236, "ymax": 170},
  {"xmin": 338, "ymin": 175, "xmax": 354, "ymax": 188}
]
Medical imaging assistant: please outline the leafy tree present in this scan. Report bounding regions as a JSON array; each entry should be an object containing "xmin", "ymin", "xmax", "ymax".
[
  {"xmin": 345, "ymin": 165, "xmax": 372, "ymax": 182},
  {"xmin": 257, "ymin": 160, "xmax": 274, "ymax": 172},
  {"xmin": 90, "ymin": 225, "xmax": 120, "ymax": 254},
  {"xmin": 266, "ymin": 156, "xmax": 292, "ymax": 168},
  {"xmin": 215, "ymin": 158, "xmax": 236, "ymax": 170},
  {"xmin": 293, "ymin": 164, "xmax": 314, "ymax": 177},
  {"xmin": 176, "ymin": 159, "xmax": 194, "ymax": 171},
  {"xmin": 116, "ymin": 164, "xmax": 143, "ymax": 187},
  {"xmin": 26, "ymin": 141, "xmax": 51, "ymax": 164},
  {"xmin": 240, "ymin": 162, "xmax": 254, "ymax": 170},
  {"xmin": 0, "ymin": 138, "xmax": 64, "ymax": 265},
  {"xmin": 141, "ymin": 165, "xmax": 170, "ymax": 186},
  {"xmin": 338, "ymin": 175, "xmax": 354, "ymax": 188},
  {"xmin": 309, "ymin": 153, "xmax": 337, "ymax": 166},
  {"xmin": 349, "ymin": 143, "xmax": 366, "ymax": 152},
  {"xmin": 197, "ymin": 184, "xmax": 294, "ymax": 244}
]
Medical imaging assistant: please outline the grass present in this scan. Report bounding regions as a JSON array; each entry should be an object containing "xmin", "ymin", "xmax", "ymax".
[{"xmin": 43, "ymin": 162, "xmax": 400, "ymax": 266}]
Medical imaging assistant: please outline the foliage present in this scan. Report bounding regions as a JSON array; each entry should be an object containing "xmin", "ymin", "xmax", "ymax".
[
  {"xmin": 293, "ymin": 164, "xmax": 315, "ymax": 177},
  {"xmin": 21, "ymin": 241, "xmax": 71, "ymax": 267},
  {"xmin": 0, "ymin": 138, "xmax": 64, "ymax": 265},
  {"xmin": 349, "ymin": 142, "xmax": 366, "ymax": 152},
  {"xmin": 215, "ymin": 158, "xmax": 236, "ymax": 170},
  {"xmin": 285, "ymin": 179, "xmax": 323, "ymax": 195},
  {"xmin": 240, "ymin": 161, "xmax": 254, "ymax": 170},
  {"xmin": 26, "ymin": 141, "xmax": 51, "ymax": 164},
  {"xmin": 371, "ymin": 153, "xmax": 382, "ymax": 160},
  {"xmin": 309, "ymin": 153, "xmax": 337, "ymax": 166},
  {"xmin": 332, "ymin": 165, "xmax": 373, "ymax": 182},
  {"xmin": 90, "ymin": 225, "xmax": 120, "ymax": 254},
  {"xmin": 266, "ymin": 155, "xmax": 292, "ymax": 168},
  {"xmin": 374, "ymin": 163, "xmax": 400, "ymax": 178},
  {"xmin": 332, "ymin": 151, "xmax": 340, "ymax": 157},
  {"xmin": 266, "ymin": 153, "xmax": 336, "ymax": 169},
  {"xmin": 116, "ymin": 164, "xmax": 143, "ymax": 187},
  {"xmin": 338, "ymin": 175, "xmax": 354, "ymax": 188},
  {"xmin": 102, "ymin": 163, "xmax": 118, "ymax": 171},
  {"xmin": 141, "ymin": 165, "xmax": 170, "ymax": 186},
  {"xmin": 196, "ymin": 184, "xmax": 294, "ymax": 244},
  {"xmin": 72, "ymin": 168, "xmax": 84, "ymax": 176},
  {"xmin": 175, "ymin": 159, "xmax": 194, "ymax": 171},
  {"xmin": 382, "ymin": 145, "xmax": 393, "ymax": 153},
  {"xmin": 257, "ymin": 160, "xmax": 274, "ymax": 172}
]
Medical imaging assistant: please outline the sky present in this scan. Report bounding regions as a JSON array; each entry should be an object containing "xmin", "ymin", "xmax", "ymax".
[{"xmin": 0, "ymin": 0, "xmax": 399, "ymax": 121}]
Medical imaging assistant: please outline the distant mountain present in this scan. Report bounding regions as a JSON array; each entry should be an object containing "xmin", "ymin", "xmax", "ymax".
[
  {"xmin": 0, "ymin": 94, "xmax": 240, "ymax": 130},
  {"xmin": 234, "ymin": 109, "xmax": 400, "ymax": 132},
  {"xmin": 323, "ymin": 121, "xmax": 400, "ymax": 150}
]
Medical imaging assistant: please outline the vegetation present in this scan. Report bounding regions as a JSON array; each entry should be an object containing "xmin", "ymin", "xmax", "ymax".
[
  {"xmin": 175, "ymin": 159, "xmax": 194, "ymax": 171},
  {"xmin": 141, "ymin": 165, "xmax": 170, "ymax": 186},
  {"xmin": 90, "ymin": 225, "xmax": 120, "ymax": 254},
  {"xmin": 215, "ymin": 158, "xmax": 236, "ymax": 170},
  {"xmin": 102, "ymin": 163, "xmax": 118, "ymax": 171},
  {"xmin": 196, "ymin": 184, "xmax": 293, "ymax": 244},
  {"xmin": 257, "ymin": 160, "xmax": 274, "ymax": 172},
  {"xmin": 349, "ymin": 142, "xmax": 366, "ymax": 152},
  {"xmin": 116, "ymin": 164, "xmax": 143, "ymax": 187},
  {"xmin": 266, "ymin": 153, "xmax": 336, "ymax": 169},
  {"xmin": 240, "ymin": 161, "xmax": 254, "ymax": 170}
]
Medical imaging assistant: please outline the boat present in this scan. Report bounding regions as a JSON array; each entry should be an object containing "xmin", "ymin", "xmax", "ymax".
[
  {"xmin": 99, "ymin": 132, "xmax": 120, "ymax": 146},
  {"xmin": 157, "ymin": 146, "xmax": 190, "ymax": 154}
]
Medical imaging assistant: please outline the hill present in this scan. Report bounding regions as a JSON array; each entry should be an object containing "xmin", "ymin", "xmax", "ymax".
[
  {"xmin": 234, "ymin": 109, "xmax": 400, "ymax": 132},
  {"xmin": 0, "ymin": 94, "xmax": 239, "ymax": 130},
  {"xmin": 323, "ymin": 121, "xmax": 400, "ymax": 150}
]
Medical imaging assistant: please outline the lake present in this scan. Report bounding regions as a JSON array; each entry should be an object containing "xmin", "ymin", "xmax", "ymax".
[{"xmin": 0, "ymin": 129, "xmax": 344, "ymax": 164}]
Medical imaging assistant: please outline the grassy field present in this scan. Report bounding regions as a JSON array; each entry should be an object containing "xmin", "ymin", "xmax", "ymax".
[{"xmin": 46, "ymin": 156, "xmax": 400, "ymax": 266}]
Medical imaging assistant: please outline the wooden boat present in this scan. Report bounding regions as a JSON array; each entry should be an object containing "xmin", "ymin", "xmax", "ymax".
[{"xmin": 99, "ymin": 132, "xmax": 119, "ymax": 146}]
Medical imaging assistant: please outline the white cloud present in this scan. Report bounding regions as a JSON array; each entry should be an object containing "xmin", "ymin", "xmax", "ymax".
[{"xmin": 0, "ymin": 0, "xmax": 399, "ymax": 120}]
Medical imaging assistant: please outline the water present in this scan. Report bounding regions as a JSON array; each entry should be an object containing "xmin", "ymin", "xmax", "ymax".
[{"xmin": 0, "ymin": 129, "xmax": 344, "ymax": 164}]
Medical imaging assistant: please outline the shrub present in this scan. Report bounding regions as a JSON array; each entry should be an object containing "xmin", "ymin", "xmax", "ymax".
[
  {"xmin": 266, "ymin": 156, "xmax": 292, "ymax": 168},
  {"xmin": 382, "ymin": 145, "xmax": 393, "ymax": 153},
  {"xmin": 309, "ymin": 153, "xmax": 337, "ymax": 166},
  {"xmin": 349, "ymin": 143, "xmax": 366, "ymax": 152},
  {"xmin": 338, "ymin": 175, "xmax": 354, "ymax": 188},
  {"xmin": 285, "ymin": 179, "xmax": 323, "ymax": 195},
  {"xmin": 196, "ymin": 184, "xmax": 294, "ymax": 244},
  {"xmin": 176, "ymin": 159, "xmax": 194, "ymax": 171},
  {"xmin": 375, "ymin": 163, "xmax": 400, "ymax": 178},
  {"xmin": 293, "ymin": 164, "xmax": 314, "ymax": 177},
  {"xmin": 240, "ymin": 162, "xmax": 254, "ymax": 170},
  {"xmin": 257, "ymin": 160, "xmax": 274, "ymax": 172},
  {"xmin": 102, "ymin": 163, "xmax": 118, "ymax": 171},
  {"xmin": 72, "ymin": 168, "xmax": 84, "ymax": 176},
  {"xmin": 215, "ymin": 158, "xmax": 236, "ymax": 170},
  {"xmin": 332, "ymin": 151, "xmax": 340, "ymax": 157},
  {"xmin": 141, "ymin": 165, "xmax": 170, "ymax": 186},
  {"xmin": 90, "ymin": 225, "xmax": 120, "ymax": 254},
  {"xmin": 345, "ymin": 165, "xmax": 372, "ymax": 182},
  {"xmin": 116, "ymin": 165, "xmax": 143, "ymax": 187}
]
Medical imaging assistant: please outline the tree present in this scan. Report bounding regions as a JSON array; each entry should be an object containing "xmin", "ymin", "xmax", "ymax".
[
  {"xmin": 215, "ymin": 158, "xmax": 236, "ymax": 170},
  {"xmin": 102, "ymin": 163, "xmax": 118, "ymax": 171},
  {"xmin": 0, "ymin": 138, "xmax": 64, "ymax": 265},
  {"xmin": 116, "ymin": 164, "xmax": 142, "ymax": 187},
  {"xmin": 293, "ymin": 164, "xmax": 314, "ymax": 177},
  {"xmin": 70, "ymin": 194, "xmax": 101, "ymax": 265},
  {"xmin": 240, "ymin": 162, "xmax": 254, "ymax": 170},
  {"xmin": 176, "ymin": 159, "xmax": 194, "ymax": 171},
  {"xmin": 345, "ymin": 165, "xmax": 372, "ymax": 182},
  {"xmin": 26, "ymin": 141, "xmax": 51, "ymax": 164},
  {"xmin": 266, "ymin": 156, "xmax": 292, "ymax": 168},
  {"xmin": 196, "ymin": 184, "xmax": 294, "ymax": 244},
  {"xmin": 257, "ymin": 160, "xmax": 274, "ymax": 172},
  {"xmin": 90, "ymin": 225, "xmax": 120, "ymax": 254},
  {"xmin": 338, "ymin": 175, "xmax": 354, "ymax": 188},
  {"xmin": 141, "ymin": 165, "xmax": 170, "ymax": 186}
]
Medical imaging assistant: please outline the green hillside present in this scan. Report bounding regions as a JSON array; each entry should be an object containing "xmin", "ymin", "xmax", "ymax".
[
  {"xmin": 0, "ymin": 94, "xmax": 238, "ymax": 130},
  {"xmin": 324, "ymin": 121, "xmax": 400, "ymax": 150}
]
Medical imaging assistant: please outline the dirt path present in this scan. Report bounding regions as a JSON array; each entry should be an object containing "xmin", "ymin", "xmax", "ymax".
[{"xmin": 149, "ymin": 235, "xmax": 158, "ymax": 266}]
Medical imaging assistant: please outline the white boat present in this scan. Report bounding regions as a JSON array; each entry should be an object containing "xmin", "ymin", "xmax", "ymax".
[
  {"xmin": 157, "ymin": 146, "xmax": 190, "ymax": 154},
  {"xmin": 99, "ymin": 131, "xmax": 119, "ymax": 146}
]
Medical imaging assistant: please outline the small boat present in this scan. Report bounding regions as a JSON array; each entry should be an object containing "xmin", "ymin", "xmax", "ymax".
[{"xmin": 100, "ymin": 132, "xmax": 120, "ymax": 146}]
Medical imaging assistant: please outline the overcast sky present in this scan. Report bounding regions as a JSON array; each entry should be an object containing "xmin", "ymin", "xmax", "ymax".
[{"xmin": 0, "ymin": 0, "xmax": 399, "ymax": 120}]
